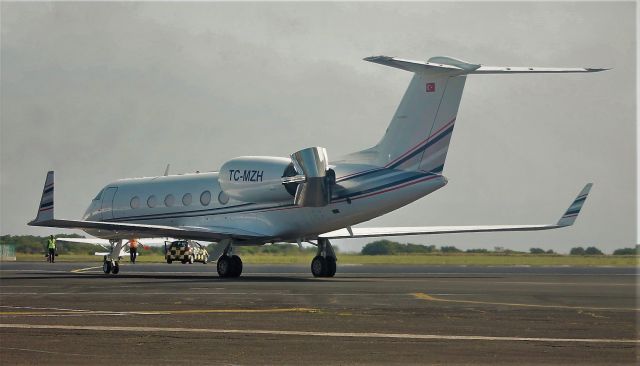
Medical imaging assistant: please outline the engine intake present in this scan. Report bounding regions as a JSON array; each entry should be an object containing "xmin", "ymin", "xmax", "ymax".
[{"xmin": 290, "ymin": 147, "xmax": 334, "ymax": 207}]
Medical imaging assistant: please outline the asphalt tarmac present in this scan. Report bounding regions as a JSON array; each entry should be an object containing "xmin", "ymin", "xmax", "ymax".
[{"xmin": 0, "ymin": 261, "xmax": 637, "ymax": 365}]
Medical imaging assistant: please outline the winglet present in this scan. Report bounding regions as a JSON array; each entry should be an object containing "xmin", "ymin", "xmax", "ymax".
[
  {"xmin": 557, "ymin": 183, "xmax": 592, "ymax": 227},
  {"xmin": 29, "ymin": 171, "xmax": 55, "ymax": 225}
]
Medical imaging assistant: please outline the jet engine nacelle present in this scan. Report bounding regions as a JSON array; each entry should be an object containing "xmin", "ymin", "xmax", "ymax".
[
  {"xmin": 218, "ymin": 147, "xmax": 335, "ymax": 206},
  {"xmin": 218, "ymin": 156, "xmax": 294, "ymax": 203}
]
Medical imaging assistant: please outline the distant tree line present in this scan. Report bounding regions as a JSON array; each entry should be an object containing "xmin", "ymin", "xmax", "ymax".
[
  {"xmin": 569, "ymin": 246, "xmax": 603, "ymax": 255},
  {"xmin": 359, "ymin": 239, "xmax": 636, "ymax": 256},
  {"xmin": 361, "ymin": 240, "xmax": 438, "ymax": 255},
  {"xmin": 0, "ymin": 234, "xmax": 103, "ymax": 255},
  {"xmin": 360, "ymin": 240, "xmax": 526, "ymax": 255},
  {"xmin": 612, "ymin": 246, "xmax": 639, "ymax": 255},
  {"xmin": 529, "ymin": 248, "xmax": 556, "ymax": 254}
]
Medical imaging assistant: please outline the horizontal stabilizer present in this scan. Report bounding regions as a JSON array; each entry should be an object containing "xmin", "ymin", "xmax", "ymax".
[
  {"xmin": 470, "ymin": 66, "xmax": 608, "ymax": 74},
  {"xmin": 364, "ymin": 55, "xmax": 608, "ymax": 75},
  {"xmin": 364, "ymin": 56, "xmax": 472, "ymax": 73},
  {"xmin": 320, "ymin": 184, "xmax": 592, "ymax": 239}
]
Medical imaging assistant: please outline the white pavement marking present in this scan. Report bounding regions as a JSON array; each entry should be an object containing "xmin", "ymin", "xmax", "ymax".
[
  {"xmin": 0, "ymin": 346, "xmax": 87, "ymax": 357},
  {"xmin": 1, "ymin": 324, "xmax": 638, "ymax": 344}
]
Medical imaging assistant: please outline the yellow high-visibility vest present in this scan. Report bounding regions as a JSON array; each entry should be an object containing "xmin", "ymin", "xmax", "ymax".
[{"xmin": 47, "ymin": 238, "xmax": 56, "ymax": 249}]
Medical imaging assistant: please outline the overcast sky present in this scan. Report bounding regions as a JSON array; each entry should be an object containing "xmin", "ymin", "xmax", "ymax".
[{"xmin": 1, "ymin": 1, "xmax": 636, "ymax": 253}]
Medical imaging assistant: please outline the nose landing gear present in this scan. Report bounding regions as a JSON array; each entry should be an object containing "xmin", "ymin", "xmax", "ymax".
[{"xmin": 102, "ymin": 240, "xmax": 123, "ymax": 275}]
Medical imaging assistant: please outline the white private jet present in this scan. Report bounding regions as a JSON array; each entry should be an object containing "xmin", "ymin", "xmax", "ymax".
[{"xmin": 29, "ymin": 55, "xmax": 604, "ymax": 278}]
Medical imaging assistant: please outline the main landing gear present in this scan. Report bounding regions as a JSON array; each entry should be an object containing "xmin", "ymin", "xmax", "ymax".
[
  {"xmin": 311, "ymin": 238, "xmax": 337, "ymax": 278},
  {"xmin": 216, "ymin": 240, "xmax": 243, "ymax": 278},
  {"xmin": 102, "ymin": 239, "xmax": 123, "ymax": 275}
]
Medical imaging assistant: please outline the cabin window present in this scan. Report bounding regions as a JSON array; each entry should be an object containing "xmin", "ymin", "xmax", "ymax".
[
  {"xmin": 182, "ymin": 193, "xmax": 192, "ymax": 206},
  {"xmin": 200, "ymin": 191, "xmax": 211, "ymax": 206},
  {"xmin": 164, "ymin": 194, "xmax": 175, "ymax": 207},
  {"xmin": 130, "ymin": 196, "xmax": 140, "ymax": 209},
  {"xmin": 218, "ymin": 191, "xmax": 229, "ymax": 205},
  {"xmin": 147, "ymin": 195, "xmax": 157, "ymax": 208}
]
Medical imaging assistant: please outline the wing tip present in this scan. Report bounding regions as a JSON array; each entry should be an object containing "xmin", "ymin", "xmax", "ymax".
[
  {"xmin": 557, "ymin": 183, "xmax": 593, "ymax": 227},
  {"xmin": 586, "ymin": 67, "xmax": 610, "ymax": 72}
]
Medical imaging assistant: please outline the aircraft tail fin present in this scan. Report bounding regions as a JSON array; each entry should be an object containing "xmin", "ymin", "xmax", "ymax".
[
  {"xmin": 29, "ymin": 171, "xmax": 55, "ymax": 224},
  {"xmin": 360, "ymin": 56, "xmax": 607, "ymax": 174}
]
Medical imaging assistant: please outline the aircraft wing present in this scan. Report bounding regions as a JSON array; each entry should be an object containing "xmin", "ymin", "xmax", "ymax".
[
  {"xmin": 320, "ymin": 184, "xmax": 592, "ymax": 239},
  {"xmin": 55, "ymin": 237, "xmax": 176, "ymax": 247},
  {"xmin": 30, "ymin": 219, "xmax": 267, "ymax": 242}
]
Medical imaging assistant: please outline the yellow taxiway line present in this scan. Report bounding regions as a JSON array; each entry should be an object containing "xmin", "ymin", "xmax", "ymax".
[
  {"xmin": 412, "ymin": 293, "xmax": 640, "ymax": 312},
  {"xmin": 70, "ymin": 266, "xmax": 102, "ymax": 273}
]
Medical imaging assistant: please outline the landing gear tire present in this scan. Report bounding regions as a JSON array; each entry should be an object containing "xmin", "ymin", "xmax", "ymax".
[
  {"xmin": 112, "ymin": 263, "xmax": 120, "ymax": 274},
  {"xmin": 217, "ymin": 255, "xmax": 243, "ymax": 278},
  {"xmin": 217, "ymin": 256, "xmax": 232, "ymax": 278},
  {"xmin": 103, "ymin": 261, "xmax": 112, "ymax": 274},
  {"xmin": 325, "ymin": 257, "xmax": 336, "ymax": 277},
  {"xmin": 311, "ymin": 256, "xmax": 327, "ymax": 277},
  {"xmin": 230, "ymin": 255, "xmax": 243, "ymax": 278}
]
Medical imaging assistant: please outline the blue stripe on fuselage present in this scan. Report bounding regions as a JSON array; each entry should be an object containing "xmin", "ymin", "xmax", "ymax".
[{"xmin": 387, "ymin": 126, "xmax": 454, "ymax": 169}]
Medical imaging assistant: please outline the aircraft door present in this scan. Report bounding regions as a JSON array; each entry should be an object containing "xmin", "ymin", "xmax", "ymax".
[{"xmin": 100, "ymin": 187, "xmax": 118, "ymax": 220}]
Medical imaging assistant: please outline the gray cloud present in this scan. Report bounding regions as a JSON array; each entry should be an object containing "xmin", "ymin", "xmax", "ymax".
[{"xmin": 1, "ymin": 2, "xmax": 636, "ymax": 253}]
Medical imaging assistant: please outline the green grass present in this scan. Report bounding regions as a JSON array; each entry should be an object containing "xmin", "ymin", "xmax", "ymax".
[
  {"xmin": 13, "ymin": 253, "xmax": 639, "ymax": 266},
  {"xmin": 337, "ymin": 253, "xmax": 639, "ymax": 266}
]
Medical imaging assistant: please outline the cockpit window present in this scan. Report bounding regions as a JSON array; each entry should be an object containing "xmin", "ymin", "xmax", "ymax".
[{"xmin": 93, "ymin": 189, "xmax": 104, "ymax": 201}]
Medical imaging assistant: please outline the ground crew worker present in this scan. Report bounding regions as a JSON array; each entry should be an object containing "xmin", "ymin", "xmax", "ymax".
[
  {"xmin": 128, "ymin": 239, "xmax": 139, "ymax": 264},
  {"xmin": 47, "ymin": 235, "xmax": 56, "ymax": 263}
]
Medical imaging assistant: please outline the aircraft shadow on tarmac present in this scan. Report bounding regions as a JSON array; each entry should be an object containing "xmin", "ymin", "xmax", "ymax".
[{"xmin": 2, "ymin": 272, "xmax": 504, "ymax": 282}]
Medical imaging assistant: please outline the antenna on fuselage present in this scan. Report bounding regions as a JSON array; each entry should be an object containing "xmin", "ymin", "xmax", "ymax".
[{"xmin": 164, "ymin": 164, "xmax": 170, "ymax": 176}]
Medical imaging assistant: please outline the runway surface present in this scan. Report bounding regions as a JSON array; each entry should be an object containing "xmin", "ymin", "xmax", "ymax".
[{"xmin": 1, "ymin": 262, "xmax": 638, "ymax": 365}]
